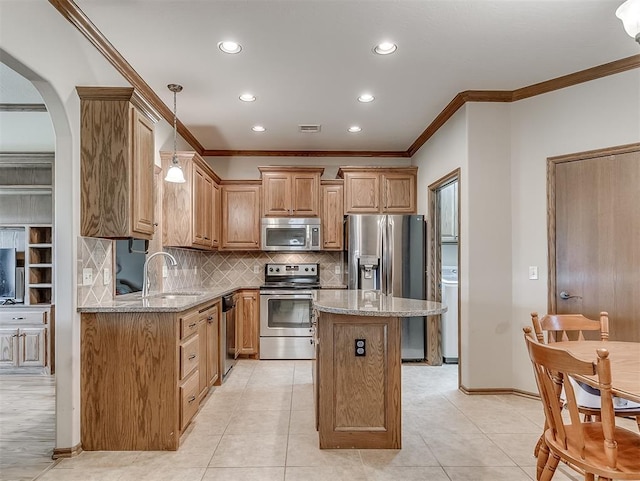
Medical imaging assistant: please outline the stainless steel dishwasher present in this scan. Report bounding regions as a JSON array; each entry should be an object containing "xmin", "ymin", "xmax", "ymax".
[{"xmin": 220, "ymin": 294, "xmax": 237, "ymax": 378}]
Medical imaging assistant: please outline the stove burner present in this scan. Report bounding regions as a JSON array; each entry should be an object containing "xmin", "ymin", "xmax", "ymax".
[{"xmin": 262, "ymin": 262, "xmax": 320, "ymax": 289}]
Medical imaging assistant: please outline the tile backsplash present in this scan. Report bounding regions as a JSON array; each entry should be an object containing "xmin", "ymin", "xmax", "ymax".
[{"xmin": 78, "ymin": 237, "xmax": 343, "ymax": 306}]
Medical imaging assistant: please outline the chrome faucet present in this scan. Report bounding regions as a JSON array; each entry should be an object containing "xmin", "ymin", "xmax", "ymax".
[{"xmin": 142, "ymin": 251, "xmax": 178, "ymax": 298}]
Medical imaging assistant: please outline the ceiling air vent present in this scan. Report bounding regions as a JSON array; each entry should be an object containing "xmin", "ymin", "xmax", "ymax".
[{"xmin": 298, "ymin": 124, "xmax": 321, "ymax": 133}]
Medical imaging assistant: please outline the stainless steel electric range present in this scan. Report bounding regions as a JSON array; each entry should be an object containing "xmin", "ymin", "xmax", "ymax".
[{"xmin": 259, "ymin": 263, "xmax": 319, "ymax": 360}]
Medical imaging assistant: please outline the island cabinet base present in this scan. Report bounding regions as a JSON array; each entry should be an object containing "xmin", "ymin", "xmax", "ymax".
[
  {"xmin": 81, "ymin": 312, "xmax": 181, "ymax": 451},
  {"xmin": 316, "ymin": 312, "xmax": 401, "ymax": 449}
]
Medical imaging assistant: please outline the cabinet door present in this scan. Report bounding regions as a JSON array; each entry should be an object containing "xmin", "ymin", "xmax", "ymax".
[
  {"xmin": 212, "ymin": 183, "xmax": 221, "ymax": 248},
  {"xmin": 131, "ymin": 107, "xmax": 156, "ymax": 237},
  {"xmin": 321, "ymin": 184, "xmax": 344, "ymax": 250},
  {"xmin": 344, "ymin": 172, "xmax": 380, "ymax": 213},
  {"xmin": 382, "ymin": 173, "xmax": 416, "ymax": 213},
  {"xmin": 262, "ymin": 172, "xmax": 291, "ymax": 217},
  {"xmin": 18, "ymin": 327, "xmax": 46, "ymax": 367},
  {"xmin": 193, "ymin": 166, "xmax": 213, "ymax": 247},
  {"xmin": 239, "ymin": 290, "xmax": 259, "ymax": 356},
  {"xmin": 197, "ymin": 318, "xmax": 208, "ymax": 401},
  {"xmin": 439, "ymin": 182, "xmax": 457, "ymax": 241},
  {"xmin": 291, "ymin": 173, "xmax": 320, "ymax": 217},
  {"xmin": 221, "ymin": 185, "xmax": 261, "ymax": 250},
  {"xmin": 206, "ymin": 303, "xmax": 220, "ymax": 387},
  {"xmin": 233, "ymin": 294, "xmax": 242, "ymax": 358},
  {"xmin": 0, "ymin": 328, "xmax": 18, "ymax": 367}
]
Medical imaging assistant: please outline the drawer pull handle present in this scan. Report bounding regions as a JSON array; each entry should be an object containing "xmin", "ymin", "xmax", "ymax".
[
  {"xmin": 188, "ymin": 354, "xmax": 197, "ymax": 360},
  {"xmin": 188, "ymin": 323, "xmax": 196, "ymax": 329},
  {"xmin": 188, "ymin": 395, "xmax": 196, "ymax": 403},
  {"xmin": 12, "ymin": 317, "xmax": 26, "ymax": 320},
  {"xmin": 207, "ymin": 316, "xmax": 213, "ymax": 321}
]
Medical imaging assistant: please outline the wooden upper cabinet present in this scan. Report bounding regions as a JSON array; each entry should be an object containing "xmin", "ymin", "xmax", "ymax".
[
  {"xmin": 220, "ymin": 182, "xmax": 261, "ymax": 250},
  {"xmin": 321, "ymin": 181, "xmax": 344, "ymax": 250},
  {"xmin": 338, "ymin": 166, "xmax": 418, "ymax": 214},
  {"xmin": 259, "ymin": 167, "xmax": 323, "ymax": 217},
  {"xmin": 77, "ymin": 87, "xmax": 160, "ymax": 240},
  {"xmin": 212, "ymin": 183, "xmax": 221, "ymax": 248},
  {"xmin": 162, "ymin": 151, "xmax": 221, "ymax": 250}
]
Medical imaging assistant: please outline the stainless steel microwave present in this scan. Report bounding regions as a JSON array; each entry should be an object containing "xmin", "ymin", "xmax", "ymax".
[{"xmin": 261, "ymin": 218, "xmax": 321, "ymax": 251}]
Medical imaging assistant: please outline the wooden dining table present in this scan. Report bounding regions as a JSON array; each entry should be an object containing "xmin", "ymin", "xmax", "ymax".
[{"xmin": 552, "ymin": 340, "xmax": 640, "ymax": 403}]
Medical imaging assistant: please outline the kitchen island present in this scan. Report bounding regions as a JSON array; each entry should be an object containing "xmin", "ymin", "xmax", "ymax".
[{"xmin": 312, "ymin": 289, "xmax": 446, "ymax": 449}]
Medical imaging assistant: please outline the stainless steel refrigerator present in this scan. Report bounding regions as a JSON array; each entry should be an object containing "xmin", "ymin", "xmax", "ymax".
[{"xmin": 344, "ymin": 215, "xmax": 427, "ymax": 360}]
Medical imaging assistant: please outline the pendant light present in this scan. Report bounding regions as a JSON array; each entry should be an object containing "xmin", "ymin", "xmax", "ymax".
[
  {"xmin": 164, "ymin": 83, "xmax": 186, "ymax": 183},
  {"xmin": 616, "ymin": 0, "xmax": 640, "ymax": 44}
]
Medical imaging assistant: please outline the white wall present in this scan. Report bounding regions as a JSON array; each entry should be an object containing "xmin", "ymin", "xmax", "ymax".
[
  {"xmin": 509, "ymin": 69, "xmax": 640, "ymax": 393},
  {"xmin": 412, "ymin": 69, "xmax": 640, "ymax": 394}
]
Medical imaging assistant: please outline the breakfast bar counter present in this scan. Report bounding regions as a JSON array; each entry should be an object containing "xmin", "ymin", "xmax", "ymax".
[{"xmin": 312, "ymin": 290, "xmax": 446, "ymax": 449}]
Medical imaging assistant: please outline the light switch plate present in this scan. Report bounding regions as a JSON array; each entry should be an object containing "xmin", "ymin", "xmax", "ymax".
[
  {"xmin": 162, "ymin": 266, "xmax": 168, "ymax": 278},
  {"xmin": 82, "ymin": 268, "xmax": 93, "ymax": 286},
  {"xmin": 253, "ymin": 265, "xmax": 260, "ymax": 274},
  {"xmin": 528, "ymin": 266, "xmax": 539, "ymax": 280},
  {"xmin": 103, "ymin": 268, "xmax": 111, "ymax": 285},
  {"xmin": 334, "ymin": 265, "xmax": 341, "ymax": 275}
]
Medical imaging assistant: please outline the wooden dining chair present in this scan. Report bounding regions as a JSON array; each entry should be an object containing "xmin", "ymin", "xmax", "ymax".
[
  {"xmin": 523, "ymin": 327, "xmax": 640, "ymax": 481},
  {"xmin": 531, "ymin": 312, "xmax": 640, "ymax": 431}
]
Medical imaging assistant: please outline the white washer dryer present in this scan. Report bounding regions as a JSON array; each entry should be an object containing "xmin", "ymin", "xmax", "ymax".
[{"xmin": 441, "ymin": 266, "xmax": 458, "ymax": 364}]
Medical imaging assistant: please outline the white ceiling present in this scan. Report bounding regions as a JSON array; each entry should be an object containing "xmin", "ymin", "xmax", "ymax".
[{"xmin": 14, "ymin": 1, "xmax": 640, "ymax": 153}]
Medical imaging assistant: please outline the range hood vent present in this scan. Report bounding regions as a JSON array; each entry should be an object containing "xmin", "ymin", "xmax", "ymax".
[{"xmin": 298, "ymin": 124, "xmax": 321, "ymax": 133}]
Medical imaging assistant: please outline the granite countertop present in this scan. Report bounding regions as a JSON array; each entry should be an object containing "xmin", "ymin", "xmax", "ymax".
[
  {"xmin": 314, "ymin": 289, "xmax": 447, "ymax": 317},
  {"xmin": 77, "ymin": 285, "xmax": 259, "ymax": 313}
]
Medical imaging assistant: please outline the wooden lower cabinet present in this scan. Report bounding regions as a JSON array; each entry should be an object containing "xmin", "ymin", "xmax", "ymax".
[
  {"xmin": 0, "ymin": 308, "xmax": 49, "ymax": 369},
  {"xmin": 206, "ymin": 302, "xmax": 221, "ymax": 387},
  {"xmin": 315, "ymin": 312, "xmax": 401, "ymax": 449},
  {"xmin": 237, "ymin": 290, "xmax": 259, "ymax": 357},
  {"xmin": 80, "ymin": 300, "xmax": 221, "ymax": 451}
]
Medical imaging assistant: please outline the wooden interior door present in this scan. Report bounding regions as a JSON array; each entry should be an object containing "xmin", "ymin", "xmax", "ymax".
[{"xmin": 549, "ymin": 143, "xmax": 640, "ymax": 341}]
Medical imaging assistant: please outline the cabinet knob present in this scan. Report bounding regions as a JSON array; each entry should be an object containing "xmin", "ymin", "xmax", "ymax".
[
  {"xmin": 188, "ymin": 395, "xmax": 196, "ymax": 403},
  {"xmin": 207, "ymin": 316, "xmax": 214, "ymax": 322}
]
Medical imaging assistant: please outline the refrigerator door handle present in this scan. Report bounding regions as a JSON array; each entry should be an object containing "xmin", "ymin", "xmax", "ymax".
[{"xmin": 386, "ymin": 216, "xmax": 394, "ymax": 296}]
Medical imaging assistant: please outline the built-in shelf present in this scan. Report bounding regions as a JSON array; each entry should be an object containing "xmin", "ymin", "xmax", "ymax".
[{"xmin": 27, "ymin": 226, "xmax": 53, "ymax": 305}]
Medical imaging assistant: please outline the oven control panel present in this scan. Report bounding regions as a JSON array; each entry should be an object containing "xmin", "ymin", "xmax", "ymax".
[{"xmin": 264, "ymin": 263, "xmax": 318, "ymax": 276}]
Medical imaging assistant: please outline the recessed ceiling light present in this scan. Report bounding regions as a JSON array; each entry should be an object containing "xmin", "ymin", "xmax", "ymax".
[
  {"xmin": 373, "ymin": 42, "xmax": 397, "ymax": 55},
  {"xmin": 358, "ymin": 93, "xmax": 375, "ymax": 103},
  {"xmin": 218, "ymin": 41, "xmax": 242, "ymax": 54},
  {"xmin": 252, "ymin": 125, "xmax": 266, "ymax": 132},
  {"xmin": 348, "ymin": 126, "xmax": 362, "ymax": 133},
  {"xmin": 239, "ymin": 93, "xmax": 256, "ymax": 102}
]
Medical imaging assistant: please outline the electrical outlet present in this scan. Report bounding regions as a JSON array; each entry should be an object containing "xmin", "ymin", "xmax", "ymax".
[
  {"xmin": 253, "ymin": 265, "xmax": 260, "ymax": 274},
  {"xmin": 103, "ymin": 268, "xmax": 111, "ymax": 285},
  {"xmin": 163, "ymin": 266, "xmax": 168, "ymax": 278},
  {"xmin": 334, "ymin": 265, "xmax": 341, "ymax": 275},
  {"xmin": 529, "ymin": 266, "xmax": 539, "ymax": 280},
  {"xmin": 82, "ymin": 268, "xmax": 93, "ymax": 286},
  {"xmin": 355, "ymin": 338, "xmax": 366, "ymax": 356}
]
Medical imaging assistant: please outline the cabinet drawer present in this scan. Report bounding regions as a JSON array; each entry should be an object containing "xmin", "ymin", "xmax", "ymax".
[
  {"xmin": 0, "ymin": 310, "xmax": 47, "ymax": 324},
  {"xmin": 180, "ymin": 310, "xmax": 199, "ymax": 339},
  {"xmin": 180, "ymin": 335, "xmax": 199, "ymax": 379},
  {"xmin": 180, "ymin": 370, "xmax": 199, "ymax": 431}
]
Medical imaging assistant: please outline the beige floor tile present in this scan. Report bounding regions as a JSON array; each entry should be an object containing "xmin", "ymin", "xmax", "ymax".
[
  {"xmin": 117, "ymin": 466, "xmax": 207, "ymax": 481},
  {"xmin": 487, "ymin": 433, "xmax": 541, "ymax": 466},
  {"xmin": 288, "ymin": 410, "xmax": 316, "ymax": 434},
  {"xmin": 291, "ymin": 384, "xmax": 314, "ymax": 411},
  {"xmin": 443, "ymin": 466, "xmax": 532, "ymax": 480},
  {"xmin": 363, "ymin": 466, "xmax": 450, "ymax": 481},
  {"xmin": 359, "ymin": 433, "xmax": 439, "ymax": 467},
  {"xmin": 422, "ymin": 433, "xmax": 516, "ymax": 467},
  {"xmin": 186, "ymin": 410, "xmax": 233, "ymax": 436},
  {"xmin": 293, "ymin": 362, "xmax": 312, "ymax": 385},
  {"xmin": 466, "ymin": 410, "xmax": 542, "ymax": 434},
  {"xmin": 3, "ymin": 462, "xmax": 56, "ymax": 481},
  {"xmin": 202, "ymin": 391, "xmax": 244, "ymax": 412},
  {"xmin": 285, "ymin": 433, "xmax": 362, "ymax": 467},
  {"xmin": 209, "ymin": 434, "xmax": 288, "ymax": 467},
  {"xmin": 132, "ymin": 434, "xmax": 221, "ymax": 468},
  {"xmin": 203, "ymin": 467, "xmax": 285, "ymax": 481},
  {"xmin": 403, "ymin": 408, "xmax": 481, "ymax": 436},
  {"xmin": 225, "ymin": 409, "xmax": 291, "ymax": 435},
  {"xmin": 521, "ymin": 463, "xmax": 583, "ymax": 481},
  {"xmin": 54, "ymin": 451, "xmax": 141, "ymax": 468},
  {"xmin": 285, "ymin": 465, "xmax": 368, "ymax": 481},
  {"xmin": 237, "ymin": 390, "xmax": 292, "ymax": 411},
  {"xmin": 35, "ymin": 467, "xmax": 128, "ymax": 480}
]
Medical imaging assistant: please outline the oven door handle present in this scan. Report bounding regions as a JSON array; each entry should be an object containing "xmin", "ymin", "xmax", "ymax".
[{"xmin": 260, "ymin": 291, "xmax": 314, "ymax": 298}]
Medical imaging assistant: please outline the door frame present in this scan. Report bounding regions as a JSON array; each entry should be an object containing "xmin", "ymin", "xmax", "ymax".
[
  {"xmin": 427, "ymin": 168, "xmax": 461, "ymax": 372},
  {"xmin": 546, "ymin": 142, "xmax": 640, "ymax": 314}
]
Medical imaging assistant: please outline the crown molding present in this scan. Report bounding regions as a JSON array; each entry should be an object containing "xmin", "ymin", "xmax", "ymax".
[
  {"xmin": 0, "ymin": 103, "xmax": 47, "ymax": 112},
  {"xmin": 50, "ymin": 0, "xmax": 640, "ymax": 159}
]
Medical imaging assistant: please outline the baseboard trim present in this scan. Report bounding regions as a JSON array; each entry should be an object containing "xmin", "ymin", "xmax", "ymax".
[
  {"xmin": 459, "ymin": 385, "xmax": 539, "ymax": 399},
  {"xmin": 52, "ymin": 443, "xmax": 82, "ymax": 459}
]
